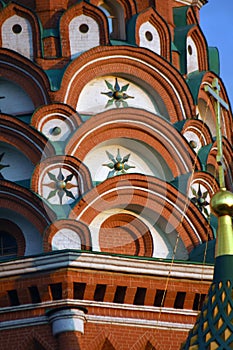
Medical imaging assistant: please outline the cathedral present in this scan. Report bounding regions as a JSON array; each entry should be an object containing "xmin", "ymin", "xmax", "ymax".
[{"xmin": 0, "ymin": 0, "xmax": 232, "ymax": 349}]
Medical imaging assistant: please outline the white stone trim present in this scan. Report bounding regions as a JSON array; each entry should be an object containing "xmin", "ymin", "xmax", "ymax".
[
  {"xmin": 1, "ymin": 125, "xmax": 47, "ymax": 154},
  {"xmin": 0, "ymin": 316, "xmax": 48, "ymax": 330},
  {"xmin": 86, "ymin": 314, "xmax": 193, "ymax": 331},
  {"xmin": 75, "ymin": 185, "xmax": 202, "ymax": 243},
  {"xmin": 64, "ymin": 55, "xmax": 186, "ymax": 119},
  {"xmin": 0, "ymin": 310, "xmax": 194, "ymax": 332},
  {"xmin": 0, "ymin": 190, "xmax": 51, "ymax": 224},
  {"xmin": 0, "ymin": 251, "xmax": 214, "ymax": 280},
  {"xmin": 0, "ymin": 299, "xmax": 198, "ymax": 317},
  {"xmin": 70, "ymin": 118, "xmax": 190, "ymax": 172},
  {"xmin": 0, "ymin": 60, "xmax": 48, "ymax": 103},
  {"xmin": 175, "ymin": 0, "xmax": 207, "ymax": 9},
  {"xmin": 48, "ymin": 308, "xmax": 86, "ymax": 335},
  {"xmin": 0, "ymin": 298, "xmax": 196, "ymax": 332}
]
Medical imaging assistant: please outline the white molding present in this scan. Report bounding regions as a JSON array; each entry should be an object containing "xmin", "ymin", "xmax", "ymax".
[
  {"xmin": 0, "ymin": 316, "xmax": 48, "ymax": 330},
  {"xmin": 0, "ymin": 299, "xmax": 198, "ymax": 317},
  {"xmin": 0, "ymin": 301, "xmax": 195, "ymax": 331},
  {"xmin": 0, "ymin": 252, "xmax": 214, "ymax": 280},
  {"xmin": 64, "ymin": 55, "xmax": 186, "ymax": 119},
  {"xmin": 175, "ymin": 0, "xmax": 207, "ymax": 9},
  {"xmin": 86, "ymin": 314, "xmax": 193, "ymax": 331},
  {"xmin": 48, "ymin": 308, "xmax": 86, "ymax": 335},
  {"xmin": 0, "ymin": 314, "xmax": 193, "ymax": 332}
]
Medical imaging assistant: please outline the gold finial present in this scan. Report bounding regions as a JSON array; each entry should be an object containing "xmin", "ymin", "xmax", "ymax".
[
  {"xmin": 204, "ymin": 78, "xmax": 233, "ymax": 257},
  {"xmin": 204, "ymin": 78, "xmax": 229, "ymax": 189}
]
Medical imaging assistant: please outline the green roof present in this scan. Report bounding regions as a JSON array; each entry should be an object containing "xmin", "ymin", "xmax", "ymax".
[
  {"xmin": 208, "ymin": 46, "xmax": 220, "ymax": 75},
  {"xmin": 173, "ymin": 6, "xmax": 189, "ymax": 27}
]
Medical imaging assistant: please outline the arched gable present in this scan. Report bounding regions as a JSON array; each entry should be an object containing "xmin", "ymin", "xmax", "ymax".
[
  {"xmin": 91, "ymin": 0, "xmax": 137, "ymax": 19},
  {"xmin": 0, "ymin": 115, "xmax": 55, "ymax": 165},
  {"xmin": 57, "ymin": 46, "xmax": 195, "ymax": 122},
  {"xmin": 0, "ymin": 181, "xmax": 56, "ymax": 234},
  {"xmin": 60, "ymin": 1, "xmax": 109, "ymax": 58},
  {"xmin": 174, "ymin": 24, "xmax": 208, "ymax": 75},
  {"xmin": 187, "ymin": 25, "xmax": 208, "ymax": 74},
  {"xmin": 133, "ymin": 7, "xmax": 171, "ymax": 60},
  {"xmin": 182, "ymin": 118, "xmax": 213, "ymax": 153},
  {"xmin": 31, "ymin": 155, "xmax": 93, "ymax": 205},
  {"xmin": 31, "ymin": 103, "xmax": 82, "ymax": 143},
  {"xmin": 43, "ymin": 219, "xmax": 92, "ymax": 252},
  {"xmin": 0, "ymin": 219, "xmax": 26, "ymax": 257},
  {"xmin": 0, "ymin": 49, "xmax": 50, "ymax": 106},
  {"xmin": 0, "ymin": 2, "xmax": 42, "ymax": 60},
  {"xmin": 65, "ymin": 108, "xmax": 200, "ymax": 179},
  {"xmin": 69, "ymin": 174, "xmax": 214, "ymax": 254}
]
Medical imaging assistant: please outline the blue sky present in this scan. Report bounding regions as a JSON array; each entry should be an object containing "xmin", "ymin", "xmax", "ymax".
[{"xmin": 200, "ymin": 0, "xmax": 233, "ymax": 108}]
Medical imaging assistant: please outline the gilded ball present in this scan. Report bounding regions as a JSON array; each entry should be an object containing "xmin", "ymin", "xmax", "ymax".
[{"xmin": 210, "ymin": 189, "xmax": 233, "ymax": 217}]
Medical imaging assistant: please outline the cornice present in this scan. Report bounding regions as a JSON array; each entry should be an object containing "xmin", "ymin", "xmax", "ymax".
[
  {"xmin": 0, "ymin": 251, "xmax": 214, "ymax": 280},
  {"xmin": 175, "ymin": 0, "xmax": 208, "ymax": 9}
]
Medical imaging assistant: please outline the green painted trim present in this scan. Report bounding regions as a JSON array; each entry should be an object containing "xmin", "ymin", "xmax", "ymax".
[
  {"xmin": 50, "ymin": 141, "xmax": 66, "ymax": 155},
  {"xmin": 174, "ymin": 24, "xmax": 194, "ymax": 74},
  {"xmin": 171, "ymin": 42, "xmax": 179, "ymax": 52},
  {"xmin": 186, "ymin": 70, "xmax": 206, "ymax": 104},
  {"xmin": 173, "ymin": 120, "xmax": 186, "ymax": 131},
  {"xmin": 173, "ymin": 6, "xmax": 189, "ymax": 27},
  {"xmin": 198, "ymin": 143, "xmax": 213, "ymax": 170},
  {"xmin": 126, "ymin": 14, "xmax": 138, "ymax": 45},
  {"xmin": 170, "ymin": 173, "xmax": 191, "ymax": 195},
  {"xmin": 110, "ymin": 40, "xmax": 136, "ymax": 47},
  {"xmin": 45, "ymin": 67, "xmax": 67, "ymax": 91},
  {"xmin": 0, "ymin": 0, "xmax": 7, "ymax": 8},
  {"xmin": 208, "ymin": 47, "xmax": 220, "ymax": 75},
  {"xmin": 189, "ymin": 239, "xmax": 215, "ymax": 264},
  {"xmin": 42, "ymin": 28, "xmax": 59, "ymax": 39},
  {"xmin": 214, "ymin": 255, "xmax": 233, "ymax": 282}
]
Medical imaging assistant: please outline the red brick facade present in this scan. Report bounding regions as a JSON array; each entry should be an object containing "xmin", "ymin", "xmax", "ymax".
[{"xmin": 0, "ymin": 0, "xmax": 232, "ymax": 349}]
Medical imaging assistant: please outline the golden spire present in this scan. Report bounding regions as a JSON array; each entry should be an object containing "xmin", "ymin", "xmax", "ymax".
[
  {"xmin": 204, "ymin": 78, "xmax": 233, "ymax": 257},
  {"xmin": 181, "ymin": 78, "xmax": 233, "ymax": 349}
]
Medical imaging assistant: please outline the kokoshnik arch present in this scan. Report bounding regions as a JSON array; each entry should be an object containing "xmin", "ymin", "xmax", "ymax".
[{"xmin": 0, "ymin": 0, "xmax": 232, "ymax": 349}]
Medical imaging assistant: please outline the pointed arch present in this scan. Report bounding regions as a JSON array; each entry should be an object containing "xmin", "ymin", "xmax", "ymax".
[
  {"xmin": 0, "ymin": 2, "xmax": 42, "ymax": 59},
  {"xmin": 58, "ymin": 46, "xmax": 195, "ymax": 122},
  {"xmin": 17, "ymin": 328, "xmax": 56, "ymax": 350},
  {"xmin": 187, "ymin": 25, "xmax": 208, "ymax": 72},
  {"xmin": 93, "ymin": 331, "xmax": 119, "ymax": 350},
  {"xmin": 60, "ymin": 1, "xmax": 109, "ymax": 58},
  {"xmin": 133, "ymin": 7, "xmax": 171, "ymax": 60}
]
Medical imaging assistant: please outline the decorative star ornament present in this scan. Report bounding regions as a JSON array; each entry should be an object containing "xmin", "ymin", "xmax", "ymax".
[
  {"xmin": 102, "ymin": 149, "xmax": 135, "ymax": 178},
  {"xmin": 190, "ymin": 183, "xmax": 210, "ymax": 218},
  {"xmin": 0, "ymin": 152, "xmax": 10, "ymax": 179},
  {"xmin": 101, "ymin": 78, "xmax": 134, "ymax": 108},
  {"xmin": 44, "ymin": 168, "xmax": 78, "ymax": 205}
]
